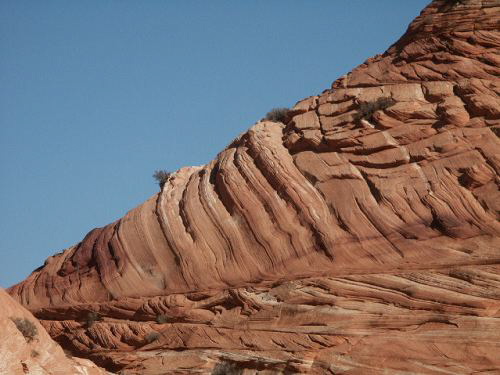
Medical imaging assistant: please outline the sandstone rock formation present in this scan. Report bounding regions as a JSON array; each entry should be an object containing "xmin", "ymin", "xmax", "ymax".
[
  {"xmin": 9, "ymin": 0, "xmax": 500, "ymax": 373},
  {"xmin": 0, "ymin": 288, "xmax": 111, "ymax": 375}
]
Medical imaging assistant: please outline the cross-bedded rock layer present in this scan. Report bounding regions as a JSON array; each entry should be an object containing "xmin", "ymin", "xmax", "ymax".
[
  {"xmin": 9, "ymin": 0, "xmax": 500, "ymax": 373},
  {"xmin": 0, "ymin": 288, "xmax": 111, "ymax": 375}
]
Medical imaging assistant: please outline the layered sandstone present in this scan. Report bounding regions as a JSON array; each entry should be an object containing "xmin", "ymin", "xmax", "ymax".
[
  {"xmin": 0, "ymin": 288, "xmax": 111, "ymax": 375},
  {"xmin": 9, "ymin": 0, "xmax": 500, "ymax": 373}
]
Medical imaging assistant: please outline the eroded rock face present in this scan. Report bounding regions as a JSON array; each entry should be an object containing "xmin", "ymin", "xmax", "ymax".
[
  {"xmin": 8, "ymin": 0, "xmax": 500, "ymax": 373},
  {"xmin": 0, "ymin": 288, "xmax": 111, "ymax": 375}
]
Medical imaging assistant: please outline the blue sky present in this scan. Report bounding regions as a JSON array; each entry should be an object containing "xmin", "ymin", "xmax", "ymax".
[{"xmin": 0, "ymin": 0, "xmax": 429, "ymax": 287}]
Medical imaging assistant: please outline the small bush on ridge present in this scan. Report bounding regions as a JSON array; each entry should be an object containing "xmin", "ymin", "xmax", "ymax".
[
  {"xmin": 85, "ymin": 311, "xmax": 102, "ymax": 328},
  {"xmin": 156, "ymin": 314, "xmax": 168, "ymax": 324},
  {"xmin": 212, "ymin": 361, "xmax": 243, "ymax": 375},
  {"xmin": 153, "ymin": 170, "xmax": 171, "ymax": 188},
  {"xmin": 145, "ymin": 332, "xmax": 160, "ymax": 343},
  {"xmin": 264, "ymin": 107, "xmax": 291, "ymax": 123},
  {"xmin": 11, "ymin": 317, "xmax": 38, "ymax": 342},
  {"xmin": 355, "ymin": 97, "xmax": 396, "ymax": 122}
]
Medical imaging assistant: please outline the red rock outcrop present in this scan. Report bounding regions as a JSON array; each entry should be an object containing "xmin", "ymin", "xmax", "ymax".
[
  {"xmin": 9, "ymin": 0, "xmax": 500, "ymax": 373},
  {"xmin": 0, "ymin": 288, "xmax": 111, "ymax": 375}
]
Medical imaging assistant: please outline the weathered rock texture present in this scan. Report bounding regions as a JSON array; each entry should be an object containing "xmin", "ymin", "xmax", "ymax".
[
  {"xmin": 9, "ymin": 0, "xmax": 500, "ymax": 373},
  {"xmin": 0, "ymin": 288, "xmax": 111, "ymax": 375}
]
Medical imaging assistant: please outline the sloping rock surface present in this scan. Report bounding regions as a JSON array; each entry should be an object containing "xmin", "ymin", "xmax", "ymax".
[
  {"xmin": 9, "ymin": 0, "xmax": 500, "ymax": 373},
  {"xmin": 0, "ymin": 288, "xmax": 111, "ymax": 375}
]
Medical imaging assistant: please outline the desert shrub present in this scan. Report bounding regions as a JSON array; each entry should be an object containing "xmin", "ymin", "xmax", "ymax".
[
  {"xmin": 30, "ymin": 350, "xmax": 40, "ymax": 358},
  {"xmin": 155, "ymin": 314, "xmax": 168, "ymax": 324},
  {"xmin": 442, "ymin": 0, "xmax": 466, "ymax": 10},
  {"xmin": 264, "ymin": 107, "xmax": 291, "ymax": 123},
  {"xmin": 355, "ymin": 97, "xmax": 395, "ymax": 122},
  {"xmin": 211, "ymin": 361, "xmax": 243, "ymax": 375},
  {"xmin": 153, "ymin": 169, "xmax": 171, "ymax": 188},
  {"xmin": 85, "ymin": 311, "xmax": 102, "ymax": 328},
  {"xmin": 145, "ymin": 332, "xmax": 160, "ymax": 343},
  {"xmin": 11, "ymin": 317, "xmax": 38, "ymax": 342}
]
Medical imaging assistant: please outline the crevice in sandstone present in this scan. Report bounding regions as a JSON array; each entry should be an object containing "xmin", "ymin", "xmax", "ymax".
[
  {"xmin": 246, "ymin": 140, "xmax": 333, "ymax": 260},
  {"xmin": 211, "ymin": 162, "xmax": 239, "ymax": 217},
  {"xmin": 197, "ymin": 168, "xmax": 235, "ymax": 269},
  {"xmin": 208, "ymin": 161, "xmax": 236, "ymax": 217},
  {"xmin": 353, "ymin": 197, "xmax": 405, "ymax": 259},
  {"xmin": 220, "ymin": 160, "xmax": 279, "ymax": 272},
  {"xmin": 178, "ymin": 173, "xmax": 196, "ymax": 242},
  {"xmin": 348, "ymin": 144, "xmax": 398, "ymax": 156},
  {"xmin": 234, "ymin": 149, "xmax": 299, "ymax": 260},
  {"xmin": 154, "ymin": 186, "xmax": 188, "ymax": 285},
  {"xmin": 358, "ymin": 170, "xmax": 382, "ymax": 204},
  {"xmin": 232, "ymin": 152, "xmax": 283, "ymax": 251},
  {"xmin": 108, "ymin": 220, "xmax": 123, "ymax": 274},
  {"xmin": 348, "ymin": 158, "xmax": 409, "ymax": 169}
]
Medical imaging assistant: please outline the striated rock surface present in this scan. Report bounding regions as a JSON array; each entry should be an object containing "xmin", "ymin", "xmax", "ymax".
[
  {"xmin": 0, "ymin": 288, "xmax": 111, "ymax": 375},
  {"xmin": 9, "ymin": 0, "xmax": 500, "ymax": 373}
]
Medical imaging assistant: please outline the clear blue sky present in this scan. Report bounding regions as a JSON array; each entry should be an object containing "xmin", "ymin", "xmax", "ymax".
[{"xmin": 0, "ymin": 1, "xmax": 429, "ymax": 287}]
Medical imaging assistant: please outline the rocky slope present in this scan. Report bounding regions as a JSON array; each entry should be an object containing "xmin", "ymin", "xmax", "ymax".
[
  {"xmin": 0, "ymin": 288, "xmax": 111, "ymax": 375},
  {"xmin": 9, "ymin": 0, "xmax": 500, "ymax": 373}
]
